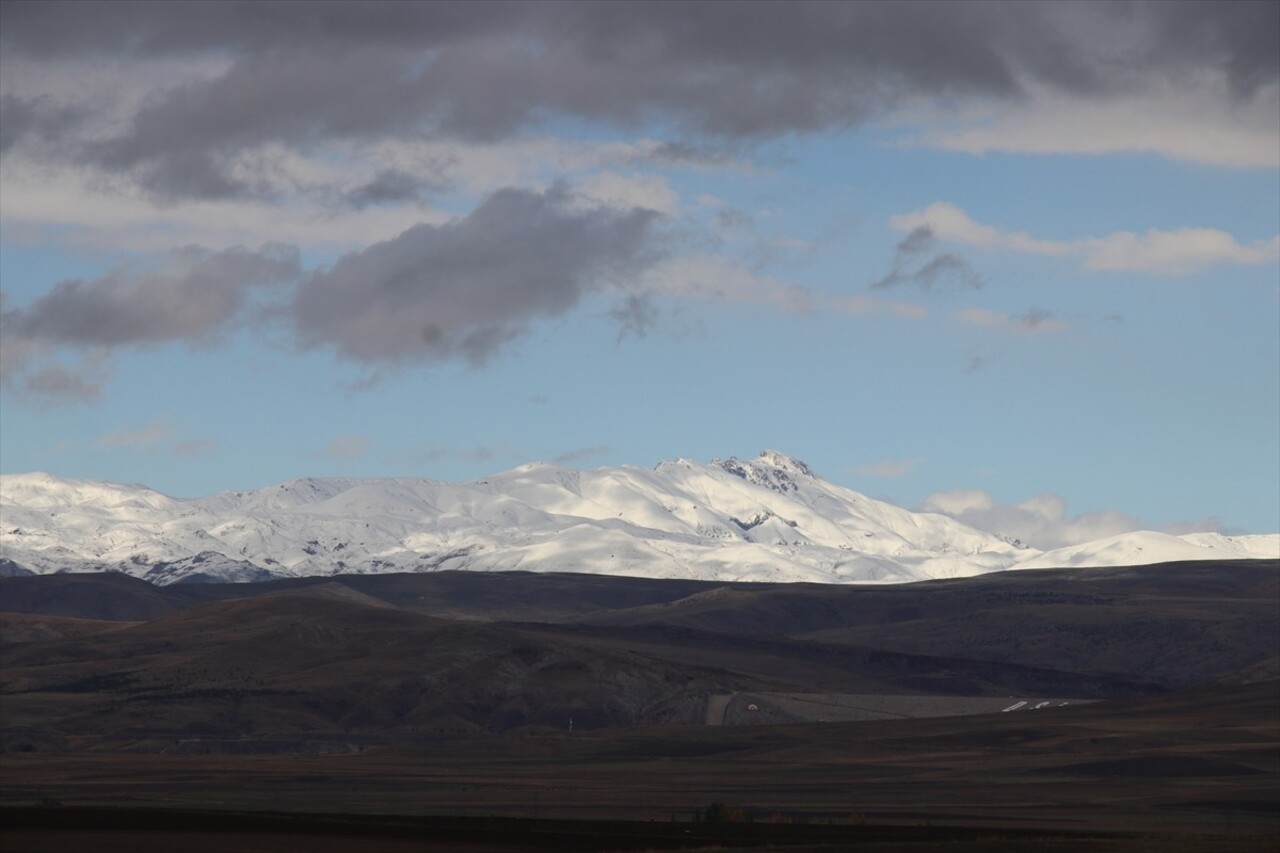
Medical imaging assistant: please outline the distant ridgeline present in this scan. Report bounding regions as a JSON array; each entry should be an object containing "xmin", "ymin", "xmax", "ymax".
[{"xmin": 1, "ymin": 453, "xmax": 1276, "ymax": 585}]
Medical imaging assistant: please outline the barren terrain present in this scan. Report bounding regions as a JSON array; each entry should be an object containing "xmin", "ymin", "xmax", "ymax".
[{"xmin": 2, "ymin": 560, "xmax": 1276, "ymax": 850}]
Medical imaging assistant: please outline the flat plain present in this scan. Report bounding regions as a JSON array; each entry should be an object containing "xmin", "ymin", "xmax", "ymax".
[{"xmin": 1, "ymin": 560, "xmax": 1276, "ymax": 850}]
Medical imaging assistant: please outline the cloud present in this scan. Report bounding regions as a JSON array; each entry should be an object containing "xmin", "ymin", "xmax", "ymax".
[
  {"xmin": 642, "ymin": 255, "xmax": 817, "ymax": 314},
  {"xmin": 171, "ymin": 437, "xmax": 218, "ymax": 457},
  {"xmin": 892, "ymin": 202, "xmax": 1280, "ymax": 274},
  {"xmin": 2, "ymin": 0, "xmax": 1273, "ymax": 207},
  {"xmin": 573, "ymin": 172, "xmax": 680, "ymax": 216},
  {"xmin": 553, "ymin": 445, "xmax": 613, "ymax": 465},
  {"xmin": 0, "ymin": 93, "xmax": 86, "ymax": 154},
  {"xmin": 828, "ymin": 295, "xmax": 930, "ymax": 321},
  {"xmin": 0, "ymin": 157, "xmax": 449, "ymax": 252},
  {"xmin": 1082, "ymin": 230, "xmax": 1280, "ymax": 273},
  {"xmin": 908, "ymin": 75, "xmax": 1280, "ymax": 169},
  {"xmin": 1, "ymin": 244, "xmax": 299, "ymax": 352},
  {"xmin": 345, "ymin": 168, "xmax": 448, "ymax": 209},
  {"xmin": 94, "ymin": 420, "xmax": 176, "ymax": 450},
  {"xmin": 21, "ymin": 363, "xmax": 102, "ymax": 403},
  {"xmin": 87, "ymin": 420, "xmax": 218, "ymax": 457},
  {"xmin": 292, "ymin": 185, "xmax": 661, "ymax": 365},
  {"xmin": 12, "ymin": 352, "xmax": 113, "ymax": 406},
  {"xmin": 319, "ymin": 435, "xmax": 368, "ymax": 461},
  {"xmin": 407, "ymin": 445, "xmax": 498, "ymax": 466},
  {"xmin": 856, "ymin": 456, "xmax": 925, "ymax": 478},
  {"xmin": 873, "ymin": 226, "xmax": 984, "ymax": 292},
  {"xmin": 889, "ymin": 206, "xmax": 1067, "ymax": 256},
  {"xmin": 919, "ymin": 488, "xmax": 993, "ymax": 516},
  {"xmin": 2, "ymin": 183, "xmax": 668, "ymax": 395},
  {"xmin": 715, "ymin": 208, "xmax": 754, "ymax": 230},
  {"xmin": 608, "ymin": 294, "xmax": 660, "ymax": 343},
  {"xmin": 918, "ymin": 488, "xmax": 1219, "ymax": 550},
  {"xmin": 956, "ymin": 308, "xmax": 1069, "ymax": 335},
  {"xmin": 1, "ymin": 243, "xmax": 299, "ymax": 395}
]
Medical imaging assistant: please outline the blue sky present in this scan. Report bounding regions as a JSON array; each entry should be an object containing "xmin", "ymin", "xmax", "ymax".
[{"xmin": 1, "ymin": 1, "xmax": 1277, "ymax": 547}]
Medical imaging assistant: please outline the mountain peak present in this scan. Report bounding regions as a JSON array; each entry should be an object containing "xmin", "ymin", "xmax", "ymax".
[
  {"xmin": 754, "ymin": 450, "xmax": 814, "ymax": 477},
  {"xmin": 710, "ymin": 450, "xmax": 815, "ymax": 494},
  {"xmin": 8, "ymin": 458, "xmax": 1268, "ymax": 589}
]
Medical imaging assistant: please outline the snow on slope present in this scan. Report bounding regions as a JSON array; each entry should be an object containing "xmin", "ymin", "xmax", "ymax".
[
  {"xmin": 2, "ymin": 452, "xmax": 1275, "ymax": 586},
  {"xmin": 1, "ymin": 452, "xmax": 1027, "ymax": 585},
  {"xmin": 1014, "ymin": 530, "xmax": 1280, "ymax": 569}
]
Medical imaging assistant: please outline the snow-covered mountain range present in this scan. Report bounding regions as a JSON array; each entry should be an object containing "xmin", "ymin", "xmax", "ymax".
[{"xmin": 1, "ymin": 451, "xmax": 1275, "ymax": 585}]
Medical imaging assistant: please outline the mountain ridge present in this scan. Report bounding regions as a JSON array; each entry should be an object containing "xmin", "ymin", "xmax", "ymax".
[{"xmin": 2, "ymin": 451, "xmax": 1276, "ymax": 585}]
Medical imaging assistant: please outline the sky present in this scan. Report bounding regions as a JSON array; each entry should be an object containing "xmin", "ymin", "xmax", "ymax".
[{"xmin": 1, "ymin": 0, "xmax": 1277, "ymax": 549}]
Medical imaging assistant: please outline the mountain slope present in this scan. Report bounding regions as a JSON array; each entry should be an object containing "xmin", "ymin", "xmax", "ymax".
[
  {"xmin": 2, "ymin": 451, "xmax": 1276, "ymax": 585},
  {"xmin": 1, "ymin": 452, "xmax": 1028, "ymax": 585},
  {"xmin": 1014, "ymin": 531, "xmax": 1279, "ymax": 569}
]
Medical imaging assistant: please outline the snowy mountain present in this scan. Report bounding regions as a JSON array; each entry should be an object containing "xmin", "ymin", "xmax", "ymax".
[
  {"xmin": 1, "ymin": 452, "xmax": 1276, "ymax": 585},
  {"xmin": 1011, "ymin": 531, "xmax": 1280, "ymax": 570}
]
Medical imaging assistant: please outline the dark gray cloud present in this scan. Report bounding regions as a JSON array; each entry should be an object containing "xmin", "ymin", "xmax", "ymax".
[
  {"xmin": 895, "ymin": 225, "xmax": 937, "ymax": 258},
  {"xmin": 2, "ymin": 244, "xmax": 299, "ymax": 349},
  {"xmin": 346, "ymin": 169, "xmax": 449, "ymax": 209},
  {"xmin": 634, "ymin": 141, "xmax": 735, "ymax": 167},
  {"xmin": 318, "ymin": 435, "xmax": 369, "ymax": 461},
  {"xmin": 1, "ymin": 185, "xmax": 662, "ymax": 396},
  {"xmin": 608, "ymin": 294, "xmax": 660, "ymax": 343},
  {"xmin": 0, "ymin": 94, "xmax": 85, "ymax": 155},
  {"xmin": 716, "ymin": 209, "xmax": 755, "ymax": 230},
  {"xmin": 171, "ymin": 437, "xmax": 219, "ymax": 457},
  {"xmin": 956, "ymin": 307, "xmax": 1069, "ymax": 334},
  {"xmin": 292, "ymin": 185, "xmax": 661, "ymax": 365},
  {"xmin": 1141, "ymin": 0, "xmax": 1279, "ymax": 96},
  {"xmin": 553, "ymin": 445, "xmax": 613, "ymax": 465},
  {"xmin": 1, "ymin": 245, "xmax": 299, "ymax": 403},
  {"xmin": 408, "ymin": 444, "xmax": 499, "ymax": 466},
  {"xmin": 873, "ymin": 226, "xmax": 984, "ymax": 292},
  {"xmin": 1018, "ymin": 309, "xmax": 1061, "ymax": 331},
  {"xmin": 20, "ymin": 361, "xmax": 109, "ymax": 405},
  {"xmin": 4, "ymin": 1, "xmax": 1270, "ymax": 200}
]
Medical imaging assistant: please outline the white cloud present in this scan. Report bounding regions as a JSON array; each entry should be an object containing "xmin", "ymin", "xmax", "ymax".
[
  {"xmin": 897, "ymin": 75, "xmax": 1280, "ymax": 170},
  {"xmin": 887, "ymin": 301, "xmax": 928, "ymax": 320},
  {"xmin": 892, "ymin": 202, "xmax": 1279, "ymax": 275},
  {"xmin": 918, "ymin": 487, "xmax": 1218, "ymax": 550},
  {"xmin": 319, "ymin": 435, "xmax": 368, "ymax": 460},
  {"xmin": 956, "ymin": 308, "xmax": 1069, "ymax": 335},
  {"xmin": 0, "ymin": 156, "xmax": 448, "ymax": 252},
  {"xmin": 572, "ymin": 172, "xmax": 680, "ymax": 216},
  {"xmin": 890, "ymin": 203, "xmax": 1066, "ymax": 257},
  {"xmin": 642, "ymin": 255, "xmax": 816, "ymax": 314},
  {"xmin": 824, "ymin": 295, "xmax": 929, "ymax": 320},
  {"xmin": 856, "ymin": 456, "xmax": 925, "ymax": 478},
  {"xmin": 94, "ymin": 420, "xmax": 176, "ymax": 450},
  {"xmin": 171, "ymin": 438, "xmax": 218, "ymax": 457},
  {"xmin": 1082, "ymin": 229, "xmax": 1280, "ymax": 273},
  {"xmin": 0, "ymin": 133, "xmax": 723, "ymax": 255},
  {"xmin": 642, "ymin": 257, "xmax": 932, "ymax": 323},
  {"xmin": 918, "ymin": 488, "xmax": 993, "ymax": 516}
]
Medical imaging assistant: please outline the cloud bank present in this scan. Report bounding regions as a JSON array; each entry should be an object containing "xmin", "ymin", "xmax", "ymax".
[
  {"xmin": 1, "ymin": 245, "xmax": 299, "ymax": 401},
  {"xmin": 892, "ymin": 202, "xmax": 1280, "ymax": 274},
  {"xmin": 293, "ymin": 185, "xmax": 661, "ymax": 365},
  {"xmin": 918, "ymin": 488, "xmax": 1217, "ymax": 550},
  {"xmin": 2, "ymin": 185, "xmax": 664, "ymax": 394},
  {"xmin": 2, "ymin": 0, "xmax": 1274, "ymax": 209}
]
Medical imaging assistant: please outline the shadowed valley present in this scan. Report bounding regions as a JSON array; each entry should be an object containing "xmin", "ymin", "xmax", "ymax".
[{"xmin": 2, "ymin": 560, "xmax": 1277, "ymax": 850}]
